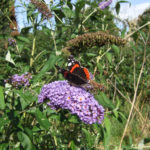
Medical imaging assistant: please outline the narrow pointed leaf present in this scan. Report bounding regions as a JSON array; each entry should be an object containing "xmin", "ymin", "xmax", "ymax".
[{"xmin": 0, "ymin": 86, "xmax": 5, "ymax": 109}]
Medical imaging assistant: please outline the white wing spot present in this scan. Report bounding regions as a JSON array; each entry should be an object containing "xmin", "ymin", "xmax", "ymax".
[{"xmin": 68, "ymin": 62, "xmax": 72, "ymax": 66}]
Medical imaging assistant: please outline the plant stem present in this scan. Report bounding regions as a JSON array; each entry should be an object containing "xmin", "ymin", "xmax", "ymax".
[
  {"xmin": 125, "ymin": 21, "xmax": 150, "ymax": 39},
  {"xmin": 53, "ymin": 12, "xmax": 64, "ymax": 24},
  {"xmin": 82, "ymin": 8, "xmax": 97, "ymax": 24},
  {"xmin": 94, "ymin": 47, "xmax": 111, "ymax": 76},
  {"xmin": 30, "ymin": 37, "xmax": 36, "ymax": 67},
  {"xmin": 48, "ymin": 20, "xmax": 58, "ymax": 55}
]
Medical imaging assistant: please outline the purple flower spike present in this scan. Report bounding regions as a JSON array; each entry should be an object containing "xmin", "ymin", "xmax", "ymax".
[
  {"xmin": 5, "ymin": 72, "xmax": 32, "ymax": 88},
  {"xmin": 99, "ymin": 0, "xmax": 112, "ymax": 10},
  {"xmin": 38, "ymin": 80, "xmax": 104, "ymax": 124}
]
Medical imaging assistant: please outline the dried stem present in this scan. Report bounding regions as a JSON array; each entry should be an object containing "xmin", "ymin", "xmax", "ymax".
[
  {"xmin": 133, "ymin": 50, "xmax": 136, "ymax": 92},
  {"xmin": 119, "ymin": 34, "xmax": 147, "ymax": 149}
]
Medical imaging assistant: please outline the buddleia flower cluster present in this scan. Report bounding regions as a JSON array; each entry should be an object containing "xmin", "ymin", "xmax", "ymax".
[
  {"xmin": 30, "ymin": 0, "xmax": 52, "ymax": 19},
  {"xmin": 38, "ymin": 80, "xmax": 104, "ymax": 124},
  {"xmin": 8, "ymin": 38, "xmax": 16, "ymax": 47},
  {"xmin": 5, "ymin": 72, "xmax": 32, "ymax": 88},
  {"xmin": 99, "ymin": 0, "xmax": 112, "ymax": 10}
]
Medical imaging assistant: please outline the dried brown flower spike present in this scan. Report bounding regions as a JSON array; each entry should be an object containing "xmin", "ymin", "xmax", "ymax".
[
  {"xmin": 66, "ymin": 31, "xmax": 126, "ymax": 52},
  {"xmin": 30, "ymin": 0, "xmax": 52, "ymax": 19},
  {"xmin": 9, "ymin": 4, "xmax": 19, "ymax": 36}
]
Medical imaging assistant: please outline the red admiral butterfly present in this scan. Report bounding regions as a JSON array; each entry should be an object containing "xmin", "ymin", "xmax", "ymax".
[{"xmin": 55, "ymin": 55, "xmax": 104, "ymax": 90}]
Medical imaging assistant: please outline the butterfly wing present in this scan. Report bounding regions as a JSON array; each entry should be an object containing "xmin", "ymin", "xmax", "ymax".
[{"xmin": 65, "ymin": 71, "xmax": 88, "ymax": 85}]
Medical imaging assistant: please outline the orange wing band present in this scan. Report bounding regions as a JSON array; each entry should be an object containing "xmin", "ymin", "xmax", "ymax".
[
  {"xmin": 70, "ymin": 64, "xmax": 80, "ymax": 73},
  {"xmin": 83, "ymin": 68, "xmax": 90, "ymax": 80}
]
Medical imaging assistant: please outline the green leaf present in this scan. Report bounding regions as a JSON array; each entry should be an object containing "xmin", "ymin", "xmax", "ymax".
[
  {"xmin": 122, "ymin": 145, "xmax": 132, "ymax": 149},
  {"xmin": 62, "ymin": 7, "xmax": 74, "ymax": 18},
  {"xmin": 97, "ymin": 63, "xmax": 103, "ymax": 76},
  {"xmin": 34, "ymin": 54, "xmax": 57, "ymax": 82},
  {"xmin": 70, "ymin": 141, "xmax": 77, "ymax": 150},
  {"xmin": 35, "ymin": 109, "xmax": 51, "ymax": 130},
  {"xmin": 75, "ymin": 1, "xmax": 85, "ymax": 19},
  {"xmin": 17, "ymin": 36, "xmax": 30, "ymax": 43},
  {"xmin": 121, "ymin": 28, "xmax": 127, "ymax": 38},
  {"xmin": 0, "ymin": 143, "xmax": 8, "ymax": 150},
  {"xmin": 86, "ymin": 53, "xmax": 97, "ymax": 57},
  {"xmin": 17, "ymin": 131, "xmax": 36, "ymax": 150},
  {"xmin": 106, "ymin": 52, "xmax": 112, "ymax": 63},
  {"xmin": 15, "ymin": 90, "xmax": 36, "ymax": 110},
  {"xmin": 27, "ymin": 10, "xmax": 34, "ymax": 18},
  {"xmin": 51, "ymin": 6, "xmax": 61, "ymax": 11},
  {"xmin": 96, "ymin": 92, "xmax": 115, "ymax": 109},
  {"xmin": 92, "ymin": 124, "xmax": 101, "ymax": 133},
  {"xmin": 24, "ymin": 127, "xmax": 33, "ymax": 140},
  {"xmin": 82, "ymin": 128, "xmax": 94, "ymax": 149},
  {"xmin": 34, "ymin": 50, "xmax": 48, "ymax": 63},
  {"xmin": 42, "ymin": 55, "xmax": 56, "ymax": 71},
  {"xmin": 118, "ymin": 112, "xmax": 126, "ymax": 120},
  {"xmin": 0, "ymin": 114, "xmax": 10, "ymax": 132},
  {"xmin": 75, "ymin": 1, "xmax": 85, "ymax": 13},
  {"xmin": 71, "ymin": 33, "xmax": 76, "ymax": 39},
  {"xmin": 21, "ymin": 26, "xmax": 32, "ymax": 35},
  {"xmin": 115, "ymin": 1, "xmax": 131, "ymax": 14},
  {"xmin": 67, "ymin": 0, "xmax": 73, "ymax": 10},
  {"xmin": 104, "ymin": 117, "xmax": 111, "ymax": 135},
  {"xmin": 0, "ymin": 86, "xmax": 5, "ymax": 109},
  {"xmin": 68, "ymin": 115, "xmax": 79, "ymax": 123},
  {"xmin": 129, "ymin": 135, "xmax": 133, "ymax": 146},
  {"xmin": 115, "ymin": 2, "xmax": 120, "ymax": 14},
  {"xmin": 113, "ymin": 110, "xmax": 118, "ymax": 118},
  {"xmin": 32, "ymin": 126, "xmax": 41, "ymax": 132},
  {"xmin": 5, "ymin": 51, "xmax": 15, "ymax": 65},
  {"xmin": 139, "ymin": 30, "xmax": 147, "ymax": 40},
  {"xmin": 112, "ymin": 45, "xmax": 120, "ymax": 55},
  {"xmin": 104, "ymin": 117, "xmax": 111, "ymax": 149},
  {"xmin": 144, "ymin": 137, "xmax": 150, "ymax": 144}
]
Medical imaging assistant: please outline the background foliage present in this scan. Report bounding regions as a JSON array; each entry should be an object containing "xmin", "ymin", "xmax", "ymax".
[{"xmin": 0, "ymin": 0, "xmax": 150, "ymax": 149}]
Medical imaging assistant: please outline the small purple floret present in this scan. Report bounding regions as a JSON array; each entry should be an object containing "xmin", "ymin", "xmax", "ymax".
[
  {"xmin": 38, "ymin": 80, "xmax": 104, "ymax": 124},
  {"xmin": 99, "ymin": 0, "xmax": 112, "ymax": 10}
]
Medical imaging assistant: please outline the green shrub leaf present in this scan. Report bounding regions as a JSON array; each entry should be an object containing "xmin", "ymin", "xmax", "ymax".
[{"xmin": 17, "ymin": 131, "xmax": 36, "ymax": 150}]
